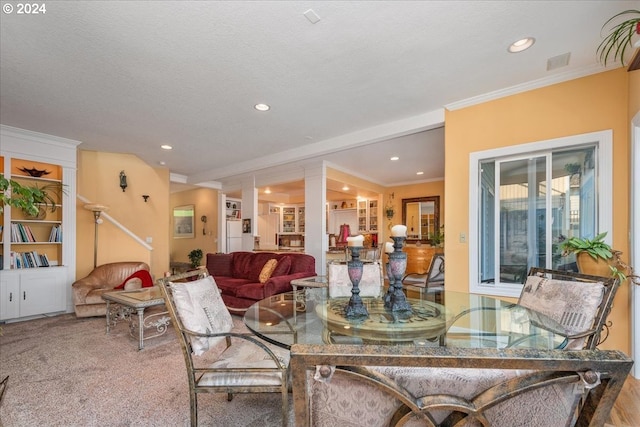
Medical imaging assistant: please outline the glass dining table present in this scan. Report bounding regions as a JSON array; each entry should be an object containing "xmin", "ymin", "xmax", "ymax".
[{"xmin": 243, "ymin": 279, "xmax": 571, "ymax": 350}]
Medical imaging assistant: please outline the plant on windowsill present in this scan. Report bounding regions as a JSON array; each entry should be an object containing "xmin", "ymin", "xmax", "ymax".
[
  {"xmin": 188, "ymin": 249, "xmax": 203, "ymax": 268},
  {"xmin": 560, "ymin": 232, "xmax": 639, "ymax": 285}
]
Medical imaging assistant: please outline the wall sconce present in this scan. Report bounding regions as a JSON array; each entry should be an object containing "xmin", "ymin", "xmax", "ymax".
[
  {"xmin": 201, "ymin": 215, "xmax": 207, "ymax": 235},
  {"xmin": 119, "ymin": 170, "xmax": 128, "ymax": 192},
  {"xmin": 385, "ymin": 192, "xmax": 395, "ymax": 220},
  {"xmin": 142, "ymin": 195, "xmax": 150, "ymax": 202},
  {"xmin": 83, "ymin": 203, "xmax": 110, "ymax": 268}
]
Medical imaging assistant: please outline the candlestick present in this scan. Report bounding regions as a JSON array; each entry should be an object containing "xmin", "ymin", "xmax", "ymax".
[
  {"xmin": 384, "ymin": 242, "xmax": 394, "ymax": 253},
  {"xmin": 391, "ymin": 224, "xmax": 407, "ymax": 237},
  {"xmin": 384, "ymin": 236, "xmax": 412, "ymax": 315},
  {"xmin": 344, "ymin": 245, "xmax": 369, "ymax": 320},
  {"xmin": 347, "ymin": 235, "xmax": 365, "ymax": 247}
]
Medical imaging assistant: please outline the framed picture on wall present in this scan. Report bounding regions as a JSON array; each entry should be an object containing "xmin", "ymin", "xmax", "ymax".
[
  {"xmin": 173, "ymin": 205, "xmax": 195, "ymax": 238},
  {"xmin": 242, "ymin": 218, "xmax": 251, "ymax": 234}
]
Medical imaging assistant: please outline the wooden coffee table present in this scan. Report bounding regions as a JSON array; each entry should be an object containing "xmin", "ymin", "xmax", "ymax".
[{"xmin": 102, "ymin": 287, "xmax": 170, "ymax": 350}]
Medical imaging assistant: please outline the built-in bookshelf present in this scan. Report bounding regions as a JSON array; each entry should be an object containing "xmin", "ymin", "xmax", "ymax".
[{"xmin": 1, "ymin": 125, "xmax": 79, "ymax": 321}]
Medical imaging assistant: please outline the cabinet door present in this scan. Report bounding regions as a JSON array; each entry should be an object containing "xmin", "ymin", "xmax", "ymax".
[
  {"xmin": 357, "ymin": 200, "xmax": 367, "ymax": 232},
  {"xmin": 297, "ymin": 206, "xmax": 305, "ymax": 232},
  {"xmin": 282, "ymin": 207, "xmax": 296, "ymax": 233},
  {"xmin": 368, "ymin": 200, "xmax": 378, "ymax": 232},
  {"xmin": 0, "ymin": 273, "xmax": 20, "ymax": 320},
  {"xmin": 19, "ymin": 269, "xmax": 66, "ymax": 317}
]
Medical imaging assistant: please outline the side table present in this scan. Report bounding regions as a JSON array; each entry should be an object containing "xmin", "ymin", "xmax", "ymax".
[{"xmin": 102, "ymin": 287, "xmax": 170, "ymax": 350}]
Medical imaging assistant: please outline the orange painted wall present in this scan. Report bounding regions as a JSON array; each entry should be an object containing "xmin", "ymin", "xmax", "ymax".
[
  {"xmin": 76, "ymin": 151, "xmax": 170, "ymax": 280},
  {"xmin": 444, "ymin": 68, "xmax": 632, "ymax": 353},
  {"xmin": 382, "ymin": 181, "xmax": 445, "ymax": 243},
  {"xmin": 169, "ymin": 188, "xmax": 219, "ymax": 265}
]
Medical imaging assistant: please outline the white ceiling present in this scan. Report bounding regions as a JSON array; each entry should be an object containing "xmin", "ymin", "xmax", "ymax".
[{"xmin": 1, "ymin": 1, "xmax": 636, "ymax": 196}]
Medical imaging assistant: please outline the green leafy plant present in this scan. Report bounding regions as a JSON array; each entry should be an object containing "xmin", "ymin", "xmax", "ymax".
[
  {"xmin": 597, "ymin": 9, "xmax": 640, "ymax": 66},
  {"xmin": 561, "ymin": 232, "xmax": 640, "ymax": 285},
  {"xmin": 0, "ymin": 174, "xmax": 63, "ymax": 217},
  {"xmin": 431, "ymin": 225, "xmax": 444, "ymax": 247},
  {"xmin": 188, "ymin": 248, "xmax": 203, "ymax": 268},
  {"xmin": 560, "ymin": 232, "xmax": 613, "ymax": 260}
]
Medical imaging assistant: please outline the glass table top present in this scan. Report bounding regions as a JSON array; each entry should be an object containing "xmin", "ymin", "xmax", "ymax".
[{"xmin": 243, "ymin": 287, "xmax": 570, "ymax": 350}]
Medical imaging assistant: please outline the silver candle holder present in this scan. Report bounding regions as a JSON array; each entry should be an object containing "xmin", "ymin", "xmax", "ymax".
[
  {"xmin": 385, "ymin": 236, "xmax": 412, "ymax": 314},
  {"xmin": 344, "ymin": 245, "xmax": 369, "ymax": 319}
]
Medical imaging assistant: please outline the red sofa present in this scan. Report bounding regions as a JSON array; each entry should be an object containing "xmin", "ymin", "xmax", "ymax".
[{"xmin": 205, "ymin": 251, "xmax": 316, "ymax": 312}]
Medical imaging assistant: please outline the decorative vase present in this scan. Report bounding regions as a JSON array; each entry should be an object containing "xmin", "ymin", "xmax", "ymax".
[
  {"xmin": 385, "ymin": 236, "xmax": 412, "ymax": 314},
  {"xmin": 344, "ymin": 246, "xmax": 369, "ymax": 319},
  {"xmin": 576, "ymin": 251, "xmax": 620, "ymax": 277}
]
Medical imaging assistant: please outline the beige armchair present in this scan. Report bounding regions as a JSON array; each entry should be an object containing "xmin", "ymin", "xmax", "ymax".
[{"xmin": 72, "ymin": 261, "xmax": 151, "ymax": 317}]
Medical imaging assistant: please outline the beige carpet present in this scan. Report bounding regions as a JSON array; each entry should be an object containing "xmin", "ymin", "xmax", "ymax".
[{"xmin": 0, "ymin": 313, "xmax": 293, "ymax": 426}]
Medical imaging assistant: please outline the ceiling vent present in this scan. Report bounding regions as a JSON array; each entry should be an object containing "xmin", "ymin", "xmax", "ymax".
[{"xmin": 547, "ymin": 53, "xmax": 571, "ymax": 71}]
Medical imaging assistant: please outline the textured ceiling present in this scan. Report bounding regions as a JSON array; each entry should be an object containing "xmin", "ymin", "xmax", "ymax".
[{"xmin": 0, "ymin": 1, "xmax": 636, "ymax": 194}]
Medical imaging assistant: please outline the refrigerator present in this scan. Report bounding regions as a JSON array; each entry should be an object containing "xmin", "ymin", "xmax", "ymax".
[{"xmin": 226, "ymin": 220, "xmax": 243, "ymax": 253}]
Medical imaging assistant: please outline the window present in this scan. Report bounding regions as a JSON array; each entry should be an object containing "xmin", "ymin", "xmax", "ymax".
[{"xmin": 470, "ymin": 131, "xmax": 612, "ymax": 297}]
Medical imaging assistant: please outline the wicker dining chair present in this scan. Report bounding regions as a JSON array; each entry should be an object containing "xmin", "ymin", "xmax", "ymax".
[{"xmin": 157, "ymin": 270, "xmax": 289, "ymax": 427}]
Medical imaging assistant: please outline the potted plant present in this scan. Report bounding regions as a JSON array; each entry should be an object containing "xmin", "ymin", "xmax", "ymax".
[
  {"xmin": 597, "ymin": 9, "xmax": 640, "ymax": 66},
  {"xmin": 560, "ymin": 232, "xmax": 637, "ymax": 283},
  {"xmin": 431, "ymin": 225, "xmax": 445, "ymax": 247},
  {"xmin": 188, "ymin": 248, "xmax": 203, "ymax": 268},
  {"xmin": 0, "ymin": 174, "xmax": 63, "ymax": 217}
]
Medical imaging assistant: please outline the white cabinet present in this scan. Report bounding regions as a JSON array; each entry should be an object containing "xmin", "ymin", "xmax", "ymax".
[
  {"xmin": 357, "ymin": 199, "xmax": 379, "ymax": 233},
  {"xmin": 1, "ymin": 125, "xmax": 78, "ymax": 320},
  {"xmin": 279, "ymin": 204, "xmax": 305, "ymax": 233},
  {"xmin": 0, "ymin": 268, "xmax": 67, "ymax": 320}
]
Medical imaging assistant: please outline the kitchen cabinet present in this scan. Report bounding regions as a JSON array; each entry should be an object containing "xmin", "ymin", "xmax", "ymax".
[
  {"xmin": 357, "ymin": 198, "xmax": 379, "ymax": 233},
  {"xmin": 279, "ymin": 204, "xmax": 304, "ymax": 233}
]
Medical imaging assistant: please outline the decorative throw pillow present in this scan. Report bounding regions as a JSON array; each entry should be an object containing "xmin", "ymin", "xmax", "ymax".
[
  {"xmin": 259, "ymin": 259, "xmax": 278, "ymax": 283},
  {"xmin": 169, "ymin": 276, "xmax": 233, "ymax": 356},
  {"xmin": 271, "ymin": 256, "xmax": 292, "ymax": 277},
  {"xmin": 114, "ymin": 269, "xmax": 154, "ymax": 290},
  {"xmin": 519, "ymin": 275, "xmax": 605, "ymax": 349},
  {"xmin": 123, "ymin": 277, "xmax": 143, "ymax": 290}
]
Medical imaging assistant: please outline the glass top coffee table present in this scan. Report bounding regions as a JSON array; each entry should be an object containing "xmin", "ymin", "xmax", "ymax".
[
  {"xmin": 243, "ymin": 287, "xmax": 570, "ymax": 350},
  {"xmin": 102, "ymin": 287, "xmax": 171, "ymax": 350}
]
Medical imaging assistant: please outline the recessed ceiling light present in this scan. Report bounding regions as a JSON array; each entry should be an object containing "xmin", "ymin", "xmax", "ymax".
[
  {"xmin": 254, "ymin": 103, "xmax": 270, "ymax": 111},
  {"xmin": 161, "ymin": 144, "xmax": 172, "ymax": 150},
  {"xmin": 264, "ymin": 188, "xmax": 272, "ymax": 194},
  {"xmin": 158, "ymin": 161, "xmax": 166, "ymax": 166},
  {"xmin": 416, "ymin": 171, "xmax": 424, "ymax": 175},
  {"xmin": 342, "ymin": 186, "xmax": 349, "ymax": 191},
  {"xmin": 508, "ymin": 37, "xmax": 535, "ymax": 53},
  {"xmin": 390, "ymin": 156, "xmax": 399, "ymax": 161}
]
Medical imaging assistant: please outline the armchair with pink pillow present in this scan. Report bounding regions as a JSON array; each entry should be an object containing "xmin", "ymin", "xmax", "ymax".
[{"xmin": 72, "ymin": 261, "xmax": 152, "ymax": 318}]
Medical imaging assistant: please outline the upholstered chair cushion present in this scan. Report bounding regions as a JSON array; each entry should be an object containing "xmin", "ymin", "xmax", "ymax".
[
  {"xmin": 328, "ymin": 262, "xmax": 382, "ymax": 298},
  {"xmin": 308, "ymin": 366, "xmax": 580, "ymax": 427},
  {"xmin": 169, "ymin": 276, "xmax": 233, "ymax": 356},
  {"xmin": 199, "ymin": 339, "xmax": 290, "ymax": 387},
  {"xmin": 519, "ymin": 274, "xmax": 605, "ymax": 350}
]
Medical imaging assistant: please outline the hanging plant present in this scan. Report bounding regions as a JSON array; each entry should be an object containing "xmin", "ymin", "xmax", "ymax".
[{"xmin": 597, "ymin": 9, "xmax": 640, "ymax": 66}]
